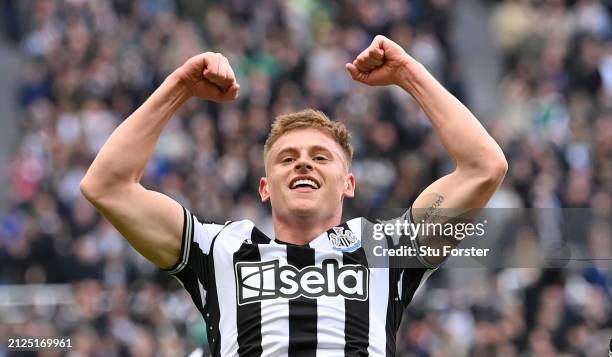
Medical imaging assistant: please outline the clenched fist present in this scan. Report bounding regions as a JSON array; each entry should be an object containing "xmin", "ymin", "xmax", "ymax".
[
  {"xmin": 174, "ymin": 52, "xmax": 240, "ymax": 102},
  {"xmin": 346, "ymin": 35, "xmax": 412, "ymax": 87}
]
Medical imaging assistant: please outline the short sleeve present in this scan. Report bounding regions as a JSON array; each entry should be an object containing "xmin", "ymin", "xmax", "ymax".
[
  {"xmin": 371, "ymin": 208, "xmax": 438, "ymax": 310},
  {"xmin": 163, "ymin": 207, "xmax": 225, "ymax": 276},
  {"xmin": 162, "ymin": 207, "xmax": 225, "ymax": 313}
]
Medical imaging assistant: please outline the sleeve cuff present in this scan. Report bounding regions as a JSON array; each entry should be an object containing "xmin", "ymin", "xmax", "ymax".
[{"xmin": 163, "ymin": 206, "xmax": 193, "ymax": 275}]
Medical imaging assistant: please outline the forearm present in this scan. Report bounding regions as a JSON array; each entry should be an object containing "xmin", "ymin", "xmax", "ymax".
[
  {"xmin": 398, "ymin": 58, "xmax": 506, "ymax": 173},
  {"xmin": 82, "ymin": 73, "xmax": 190, "ymax": 196}
]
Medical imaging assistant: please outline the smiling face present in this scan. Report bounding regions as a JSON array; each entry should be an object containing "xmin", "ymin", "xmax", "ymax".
[{"xmin": 260, "ymin": 128, "xmax": 355, "ymax": 223}]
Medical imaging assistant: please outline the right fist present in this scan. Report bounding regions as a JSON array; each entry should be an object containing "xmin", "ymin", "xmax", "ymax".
[{"xmin": 174, "ymin": 52, "xmax": 240, "ymax": 102}]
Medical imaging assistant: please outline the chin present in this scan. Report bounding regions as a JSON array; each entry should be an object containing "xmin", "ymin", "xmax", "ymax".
[{"xmin": 289, "ymin": 205, "xmax": 319, "ymax": 217}]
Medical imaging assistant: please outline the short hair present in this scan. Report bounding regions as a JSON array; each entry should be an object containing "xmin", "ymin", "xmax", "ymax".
[{"xmin": 263, "ymin": 109, "xmax": 354, "ymax": 166}]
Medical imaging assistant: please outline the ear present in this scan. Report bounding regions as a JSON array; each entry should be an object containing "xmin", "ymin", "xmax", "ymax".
[
  {"xmin": 259, "ymin": 177, "xmax": 270, "ymax": 202},
  {"xmin": 343, "ymin": 173, "xmax": 356, "ymax": 198}
]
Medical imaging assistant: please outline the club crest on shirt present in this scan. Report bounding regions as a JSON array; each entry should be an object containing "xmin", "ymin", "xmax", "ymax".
[{"xmin": 328, "ymin": 227, "xmax": 360, "ymax": 252}]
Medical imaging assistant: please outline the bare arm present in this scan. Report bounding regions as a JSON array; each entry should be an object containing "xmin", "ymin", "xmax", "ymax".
[
  {"xmin": 347, "ymin": 36, "xmax": 507, "ymax": 264},
  {"xmin": 394, "ymin": 55, "xmax": 507, "ymax": 210},
  {"xmin": 80, "ymin": 52, "xmax": 239, "ymax": 269}
]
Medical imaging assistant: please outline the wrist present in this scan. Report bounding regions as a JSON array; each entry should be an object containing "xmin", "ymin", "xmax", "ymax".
[
  {"xmin": 396, "ymin": 57, "xmax": 425, "ymax": 92},
  {"xmin": 166, "ymin": 70, "xmax": 194, "ymax": 101}
]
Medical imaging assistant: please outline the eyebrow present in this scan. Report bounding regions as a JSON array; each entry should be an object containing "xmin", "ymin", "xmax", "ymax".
[{"xmin": 275, "ymin": 145, "xmax": 335, "ymax": 159}]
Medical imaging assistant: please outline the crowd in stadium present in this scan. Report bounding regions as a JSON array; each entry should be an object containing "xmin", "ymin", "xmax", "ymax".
[{"xmin": 1, "ymin": 0, "xmax": 610, "ymax": 356}]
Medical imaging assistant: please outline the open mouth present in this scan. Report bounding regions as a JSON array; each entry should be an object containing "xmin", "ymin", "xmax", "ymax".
[{"xmin": 289, "ymin": 177, "xmax": 320, "ymax": 190}]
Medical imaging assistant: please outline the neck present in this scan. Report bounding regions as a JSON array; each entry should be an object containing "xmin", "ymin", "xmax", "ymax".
[{"xmin": 272, "ymin": 211, "xmax": 342, "ymax": 245}]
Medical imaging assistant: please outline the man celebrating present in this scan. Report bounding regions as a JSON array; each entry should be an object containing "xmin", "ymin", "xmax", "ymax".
[{"xmin": 81, "ymin": 35, "xmax": 506, "ymax": 356}]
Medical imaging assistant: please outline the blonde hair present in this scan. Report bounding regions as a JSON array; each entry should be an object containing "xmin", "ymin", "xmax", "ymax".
[{"xmin": 263, "ymin": 109, "xmax": 353, "ymax": 166}]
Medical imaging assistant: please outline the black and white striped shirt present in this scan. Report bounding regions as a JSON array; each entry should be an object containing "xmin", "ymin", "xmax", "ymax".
[{"xmin": 165, "ymin": 207, "xmax": 434, "ymax": 356}]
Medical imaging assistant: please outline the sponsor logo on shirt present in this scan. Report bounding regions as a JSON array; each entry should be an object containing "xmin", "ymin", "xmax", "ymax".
[{"xmin": 235, "ymin": 259, "xmax": 368, "ymax": 305}]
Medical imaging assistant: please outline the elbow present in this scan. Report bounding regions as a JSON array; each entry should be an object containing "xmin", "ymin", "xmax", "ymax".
[
  {"xmin": 80, "ymin": 174, "xmax": 121, "ymax": 205},
  {"xmin": 461, "ymin": 149, "xmax": 508, "ymax": 189},
  {"xmin": 482, "ymin": 151, "xmax": 508, "ymax": 188},
  {"xmin": 80, "ymin": 172, "xmax": 135, "ymax": 206},
  {"xmin": 80, "ymin": 175, "xmax": 102, "ymax": 203}
]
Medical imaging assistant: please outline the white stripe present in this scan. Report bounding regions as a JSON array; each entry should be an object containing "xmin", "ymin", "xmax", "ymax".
[
  {"xmin": 198, "ymin": 279, "xmax": 207, "ymax": 310},
  {"xmin": 345, "ymin": 218, "xmax": 391, "ymax": 356},
  {"xmin": 194, "ymin": 220, "xmax": 224, "ymax": 255},
  {"xmin": 412, "ymin": 269, "xmax": 434, "ymax": 299},
  {"xmin": 345, "ymin": 217, "xmax": 362, "ymax": 242},
  {"xmin": 367, "ymin": 268, "xmax": 389, "ymax": 356},
  {"xmin": 314, "ymin": 248, "xmax": 346, "ymax": 356},
  {"xmin": 397, "ymin": 270, "xmax": 404, "ymax": 302},
  {"xmin": 187, "ymin": 348, "xmax": 203, "ymax": 357},
  {"xmin": 214, "ymin": 220, "xmax": 254, "ymax": 357},
  {"xmin": 362, "ymin": 215, "xmax": 388, "ymax": 357},
  {"xmin": 258, "ymin": 244, "xmax": 290, "ymax": 357}
]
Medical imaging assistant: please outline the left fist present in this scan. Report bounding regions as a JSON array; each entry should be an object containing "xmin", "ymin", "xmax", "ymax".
[{"xmin": 346, "ymin": 35, "xmax": 410, "ymax": 86}]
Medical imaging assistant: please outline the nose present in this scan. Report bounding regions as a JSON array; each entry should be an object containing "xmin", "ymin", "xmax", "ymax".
[{"xmin": 293, "ymin": 157, "xmax": 313, "ymax": 172}]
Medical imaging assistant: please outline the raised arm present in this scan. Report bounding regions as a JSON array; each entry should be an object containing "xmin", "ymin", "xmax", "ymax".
[
  {"xmin": 80, "ymin": 52, "xmax": 239, "ymax": 269},
  {"xmin": 347, "ymin": 36, "xmax": 507, "ymax": 263}
]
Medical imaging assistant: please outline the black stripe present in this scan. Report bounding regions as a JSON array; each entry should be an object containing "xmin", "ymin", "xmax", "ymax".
[
  {"xmin": 397, "ymin": 209, "xmax": 428, "ymax": 306},
  {"xmin": 340, "ymin": 223, "xmax": 369, "ymax": 357},
  {"xmin": 250, "ymin": 226, "xmax": 271, "ymax": 244},
  {"xmin": 286, "ymin": 244, "xmax": 317, "ymax": 357},
  {"xmin": 234, "ymin": 238, "xmax": 263, "ymax": 357},
  {"xmin": 173, "ymin": 213, "xmax": 224, "ymax": 356},
  {"xmin": 400, "ymin": 268, "xmax": 427, "ymax": 308},
  {"xmin": 385, "ymin": 236, "xmax": 400, "ymax": 357},
  {"xmin": 383, "ymin": 232, "xmax": 427, "ymax": 357},
  {"xmin": 205, "ymin": 227, "xmax": 223, "ymax": 357}
]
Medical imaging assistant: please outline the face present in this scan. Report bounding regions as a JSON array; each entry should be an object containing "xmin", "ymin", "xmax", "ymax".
[{"xmin": 260, "ymin": 128, "xmax": 355, "ymax": 221}]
